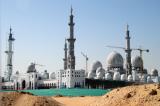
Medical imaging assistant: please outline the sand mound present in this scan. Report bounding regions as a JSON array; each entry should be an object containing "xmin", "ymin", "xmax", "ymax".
[
  {"xmin": 0, "ymin": 92, "xmax": 61, "ymax": 106},
  {"xmin": 89, "ymin": 84, "xmax": 160, "ymax": 106}
]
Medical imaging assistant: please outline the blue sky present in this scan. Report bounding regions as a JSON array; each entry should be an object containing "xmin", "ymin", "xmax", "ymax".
[{"xmin": 0, "ymin": 0, "xmax": 160, "ymax": 75}]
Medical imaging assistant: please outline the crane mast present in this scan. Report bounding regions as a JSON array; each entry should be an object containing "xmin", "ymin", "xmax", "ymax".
[{"xmin": 81, "ymin": 52, "xmax": 89, "ymax": 73}]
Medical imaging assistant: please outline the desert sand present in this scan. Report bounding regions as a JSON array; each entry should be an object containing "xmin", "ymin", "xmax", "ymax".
[{"xmin": 1, "ymin": 84, "xmax": 160, "ymax": 106}]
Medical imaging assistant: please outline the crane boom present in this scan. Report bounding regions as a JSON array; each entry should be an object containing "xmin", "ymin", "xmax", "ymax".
[
  {"xmin": 106, "ymin": 45, "xmax": 125, "ymax": 50},
  {"xmin": 81, "ymin": 52, "xmax": 88, "ymax": 60},
  {"xmin": 132, "ymin": 48, "xmax": 149, "ymax": 58}
]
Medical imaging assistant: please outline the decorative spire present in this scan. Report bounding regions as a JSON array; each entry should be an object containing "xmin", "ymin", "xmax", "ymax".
[
  {"xmin": 63, "ymin": 38, "xmax": 68, "ymax": 70},
  {"xmin": 64, "ymin": 38, "xmax": 67, "ymax": 49},
  {"xmin": 126, "ymin": 24, "xmax": 129, "ymax": 31},
  {"xmin": 126, "ymin": 24, "xmax": 130, "ymax": 38},
  {"xmin": 71, "ymin": 6, "xmax": 73, "ymax": 15},
  {"xmin": 9, "ymin": 26, "xmax": 15, "ymax": 41},
  {"xmin": 9, "ymin": 26, "xmax": 12, "ymax": 34}
]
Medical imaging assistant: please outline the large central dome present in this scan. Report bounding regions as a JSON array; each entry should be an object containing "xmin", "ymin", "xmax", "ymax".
[{"xmin": 106, "ymin": 51, "xmax": 124, "ymax": 68}]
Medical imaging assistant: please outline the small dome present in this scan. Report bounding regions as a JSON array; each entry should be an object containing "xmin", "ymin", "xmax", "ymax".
[
  {"xmin": 107, "ymin": 51, "xmax": 123, "ymax": 68},
  {"xmin": 121, "ymin": 74, "xmax": 127, "ymax": 81},
  {"xmin": 27, "ymin": 63, "xmax": 36, "ymax": 73},
  {"xmin": 131, "ymin": 56, "xmax": 143, "ymax": 68},
  {"xmin": 50, "ymin": 72, "xmax": 56, "ymax": 79},
  {"xmin": 96, "ymin": 67, "xmax": 105, "ymax": 75},
  {"xmin": 147, "ymin": 76, "xmax": 153, "ymax": 83},
  {"xmin": 105, "ymin": 73, "xmax": 112, "ymax": 80},
  {"xmin": 88, "ymin": 72, "xmax": 96, "ymax": 79},
  {"xmin": 128, "ymin": 75, "xmax": 133, "ymax": 82},
  {"xmin": 96, "ymin": 72, "xmax": 104, "ymax": 79},
  {"xmin": 113, "ymin": 72, "xmax": 121, "ymax": 80},
  {"xmin": 154, "ymin": 76, "xmax": 160, "ymax": 83},
  {"xmin": 143, "ymin": 69, "xmax": 148, "ymax": 74},
  {"xmin": 42, "ymin": 70, "xmax": 49, "ymax": 79},
  {"xmin": 141, "ymin": 74, "xmax": 147, "ymax": 83},
  {"xmin": 132, "ymin": 70, "xmax": 139, "ymax": 81},
  {"xmin": 16, "ymin": 71, "xmax": 19, "ymax": 74},
  {"xmin": 91, "ymin": 61, "xmax": 102, "ymax": 73},
  {"xmin": 151, "ymin": 69, "xmax": 158, "ymax": 76}
]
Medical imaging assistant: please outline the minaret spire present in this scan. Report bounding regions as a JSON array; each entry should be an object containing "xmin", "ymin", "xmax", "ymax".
[
  {"xmin": 71, "ymin": 5, "xmax": 73, "ymax": 15},
  {"xmin": 63, "ymin": 39, "xmax": 68, "ymax": 70},
  {"xmin": 125, "ymin": 24, "xmax": 132, "ymax": 75},
  {"xmin": 10, "ymin": 26, "xmax": 12, "ymax": 33},
  {"xmin": 67, "ymin": 7, "xmax": 76, "ymax": 70},
  {"xmin": 5, "ymin": 26, "xmax": 15, "ymax": 81}
]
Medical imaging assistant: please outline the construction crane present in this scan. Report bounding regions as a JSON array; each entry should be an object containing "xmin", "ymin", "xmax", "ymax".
[
  {"xmin": 34, "ymin": 63, "xmax": 45, "ymax": 67},
  {"xmin": 132, "ymin": 48, "xmax": 149, "ymax": 58},
  {"xmin": 106, "ymin": 45, "xmax": 149, "ymax": 58},
  {"xmin": 81, "ymin": 52, "xmax": 89, "ymax": 72},
  {"xmin": 132, "ymin": 48, "xmax": 149, "ymax": 75},
  {"xmin": 106, "ymin": 45, "xmax": 149, "ymax": 75}
]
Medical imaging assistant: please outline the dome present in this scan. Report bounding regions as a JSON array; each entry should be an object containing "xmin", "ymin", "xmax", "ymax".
[
  {"xmin": 27, "ymin": 63, "xmax": 36, "ymax": 73},
  {"xmin": 154, "ymin": 76, "xmax": 160, "ymax": 83},
  {"xmin": 96, "ymin": 67, "xmax": 105, "ymax": 75},
  {"xmin": 96, "ymin": 67, "xmax": 105, "ymax": 79},
  {"xmin": 91, "ymin": 61, "xmax": 102, "ymax": 73},
  {"xmin": 151, "ymin": 69, "xmax": 158, "ymax": 76},
  {"xmin": 105, "ymin": 73, "xmax": 112, "ymax": 80},
  {"xmin": 113, "ymin": 72, "xmax": 121, "ymax": 80},
  {"xmin": 88, "ymin": 72, "xmax": 96, "ymax": 79},
  {"xmin": 121, "ymin": 74, "xmax": 127, "ymax": 81},
  {"xmin": 147, "ymin": 76, "xmax": 153, "ymax": 83},
  {"xmin": 16, "ymin": 71, "xmax": 19, "ymax": 74},
  {"xmin": 141, "ymin": 74, "xmax": 147, "ymax": 83},
  {"xmin": 128, "ymin": 75, "xmax": 133, "ymax": 82},
  {"xmin": 143, "ymin": 69, "xmax": 148, "ymax": 74},
  {"xmin": 131, "ymin": 56, "xmax": 143, "ymax": 68},
  {"xmin": 132, "ymin": 70, "xmax": 139, "ymax": 81},
  {"xmin": 50, "ymin": 72, "xmax": 56, "ymax": 79},
  {"xmin": 96, "ymin": 72, "xmax": 104, "ymax": 79},
  {"xmin": 42, "ymin": 70, "xmax": 49, "ymax": 79},
  {"xmin": 107, "ymin": 51, "xmax": 123, "ymax": 68}
]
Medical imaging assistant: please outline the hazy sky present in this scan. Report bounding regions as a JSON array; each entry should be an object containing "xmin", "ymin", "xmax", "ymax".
[{"xmin": 0, "ymin": 0, "xmax": 160, "ymax": 75}]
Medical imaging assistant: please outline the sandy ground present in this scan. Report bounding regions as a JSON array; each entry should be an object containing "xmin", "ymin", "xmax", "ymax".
[
  {"xmin": 0, "ymin": 92, "xmax": 61, "ymax": 106},
  {"xmin": 1, "ymin": 84, "xmax": 160, "ymax": 106},
  {"xmin": 89, "ymin": 84, "xmax": 160, "ymax": 106},
  {"xmin": 53, "ymin": 96, "xmax": 99, "ymax": 106}
]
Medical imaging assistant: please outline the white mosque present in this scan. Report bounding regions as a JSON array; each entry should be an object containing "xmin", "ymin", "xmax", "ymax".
[
  {"xmin": 0, "ymin": 8, "xmax": 160, "ymax": 90},
  {"xmin": 88, "ymin": 51, "xmax": 160, "ymax": 83}
]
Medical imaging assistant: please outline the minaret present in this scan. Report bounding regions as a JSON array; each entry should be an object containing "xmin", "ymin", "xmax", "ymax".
[
  {"xmin": 125, "ymin": 25, "xmax": 132, "ymax": 75},
  {"xmin": 63, "ymin": 39, "xmax": 68, "ymax": 70},
  {"xmin": 67, "ymin": 7, "xmax": 76, "ymax": 69},
  {"xmin": 5, "ymin": 27, "xmax": 15, "ymax": 81}
]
